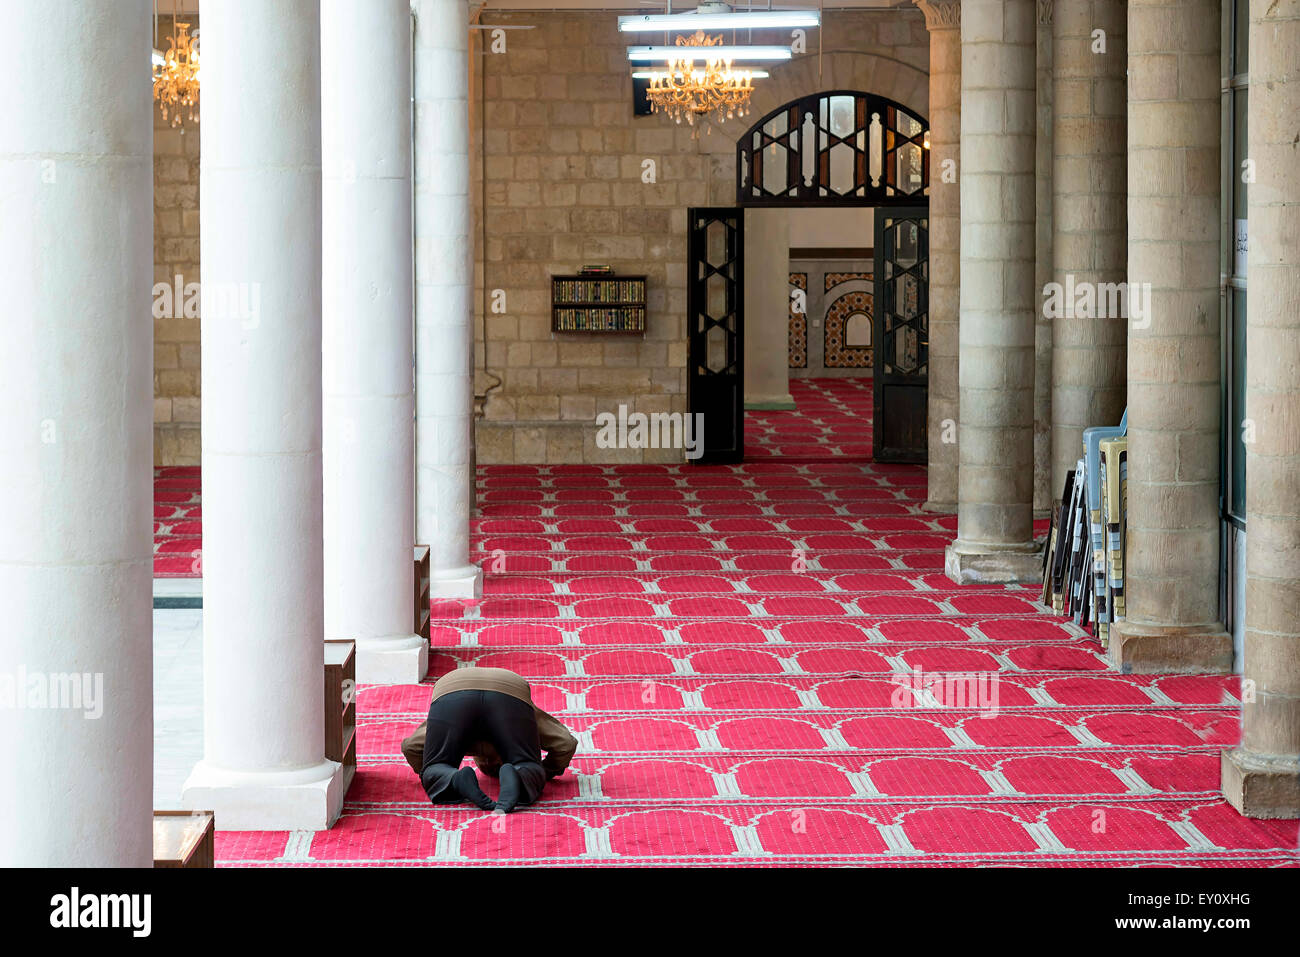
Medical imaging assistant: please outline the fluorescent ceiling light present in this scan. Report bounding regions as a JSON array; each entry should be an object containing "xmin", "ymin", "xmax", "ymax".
[
  {"xmin": 632, "ymin": 69, "xmax": 770, "ymax": 79},
  {"xmin": 627, "ymin": 44, "xmax": 793, "ymax": 62},
  {"xmin": 619, "ymin": 11, "xmax": 820, "ymax": 32}
]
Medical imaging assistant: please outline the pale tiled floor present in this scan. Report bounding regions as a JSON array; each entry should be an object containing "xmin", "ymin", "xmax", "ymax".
[{"xmin": 152, "ymin": 606, "xmax": 204, "ymax": 810}]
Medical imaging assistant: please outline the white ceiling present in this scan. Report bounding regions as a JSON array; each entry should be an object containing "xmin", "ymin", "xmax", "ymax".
[
  {"xmin": 476, "ymin": 1, "xmax": 910, "ymax": 9},
  {"xmin": 163, "ymin": 1, "xmax": 911, "ymax": 15}
]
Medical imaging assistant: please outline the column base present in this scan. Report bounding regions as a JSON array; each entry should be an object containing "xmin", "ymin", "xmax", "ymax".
[
  {"xmin": 182, "ymin": 759, "xmax": 348, "ymax": 831},
  {"xmin": 430, "ymin": 563, "xmax": 483, "ymax": 600},
  {"xmin": 354, "ymin": 634, "xmax": 429, "ymax": 685},
  {"xmin": 1107, "ymin": 620, "xmax": 1233, "ymax": 675},
  {"xmin": 945, "ymin": 539, "xmax": 1044, "ymax": 585},
  {"xmin": 744, "ymin": 395, "xmax": 797, "ymax": 411},
  {"xmin": 1221, "ymin": 749, "xmax": 1300, "ymax": 819}
]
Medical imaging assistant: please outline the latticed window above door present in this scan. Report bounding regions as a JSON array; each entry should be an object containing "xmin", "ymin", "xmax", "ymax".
[{"xmin": 737, "ymin": 91, "xmax": 929, "ymax": 206}]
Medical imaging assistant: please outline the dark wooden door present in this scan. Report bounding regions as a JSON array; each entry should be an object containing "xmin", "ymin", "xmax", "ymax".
[
  {"xmin": 873, "ymin": 208, "xmax": 929, "ymax": 463},
  {"xmin": 686, "ymin": 207, "xmax": 744, "ymax": 464}
]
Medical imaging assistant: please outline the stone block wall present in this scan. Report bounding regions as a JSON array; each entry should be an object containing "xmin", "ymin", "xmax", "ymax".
[
  {"xmin": 151, "ymin": 15, "xmax": 201, "ymax": 467},
  {"xmin": 472, "ymin": 9, "xmax": 929, "ymax": 464}
]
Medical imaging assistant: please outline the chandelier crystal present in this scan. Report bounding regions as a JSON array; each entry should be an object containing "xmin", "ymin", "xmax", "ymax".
[
  {"xmin": 153, "ymin": 18, "xmax": 201, "ymax": 128},
  {"xmin": 645, "ymin": 31, "xmax": 755, "ymax": 133}
]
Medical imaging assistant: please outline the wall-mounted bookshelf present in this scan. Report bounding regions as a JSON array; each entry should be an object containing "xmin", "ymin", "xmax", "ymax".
[{"xmin": 551, "ymin": 273, "xmax": 647, "ymax": 335}]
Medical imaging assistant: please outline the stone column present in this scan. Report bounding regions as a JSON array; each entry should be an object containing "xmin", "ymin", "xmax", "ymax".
[
  {"xmin": 946, "ymin": 0, "xmax": 1043, "ymax": 584},
  {"xmin": 1049, "ymin": 0, "xmax": 1127, "ymax": 500},
  {"xmin": 0, "ymin": 0, "xmax": 153, "ymax": 866},
  {"xmin": 1221, "ymin": 0, "xmax": 1300, "ymax": 818},
  {"xmin": 1108, "ymin": 0, "xmax": 1231, "ymax": 672},
  {"xmin": 321, "ymin": 0, "xmax": 427, "ymax": 684},
  {"xmin": 413, "ymin": 0, "xmax": 483, "ymax": 599},
  {"xmin": 1033, "ymin": 0, "xmax": 1054, "ymax": 513},
  {"xmin": 916, "ymin": 0, "xmax": 962, "ymax": 512},
  {"xmin": 744, "ymin": 208, "xmax": 794, "ymax": 410},
  {"xmin": 182, "ymin": 0, "xmax": 347, "ymax": 830}
]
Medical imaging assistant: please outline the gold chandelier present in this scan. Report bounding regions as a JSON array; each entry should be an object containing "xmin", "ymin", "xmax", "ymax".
[
  {"xmin": 153, "ymin": 10, "xmax": 200, "ymax": 128},
  {"xmin": 645, "ymin": 31, "xmax": 754, "ymax": 132}
]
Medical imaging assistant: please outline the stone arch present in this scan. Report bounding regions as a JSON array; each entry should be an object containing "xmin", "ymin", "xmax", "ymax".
[
  {"xmin": 704, "ymin": 49, "xmax": 930, "ymax": 203},
  {"xmin": 748, "ymin": 49, "xmax": 929, "ymax": 126}
]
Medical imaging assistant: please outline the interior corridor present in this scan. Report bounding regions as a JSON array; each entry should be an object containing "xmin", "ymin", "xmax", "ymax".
[
  {"xmin": 156, "ymin": 382, "xmax": 1298, "ymax": 865},
  {"xmin": 745, "ymin": 378, "xmax": 874, "ymax": 461}
]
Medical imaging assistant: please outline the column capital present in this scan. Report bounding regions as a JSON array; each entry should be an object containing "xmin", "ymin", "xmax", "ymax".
[
  {"xmin": 913, "ymin": 0, "xmax": 960, "ymax": 31},
  {"xmin": 1038, "ymin": 0, "xmax": 1053, "ymax": 24}
]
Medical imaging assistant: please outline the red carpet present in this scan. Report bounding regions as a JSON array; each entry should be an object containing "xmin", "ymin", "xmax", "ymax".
[
  {"xmin": 156, "ymin": 380, "xmax": 1298, "ymax": 865},
  {"xmin": 153, "ymin": 466, "xmax": 202, "ymax": 578},
  {"xmin": 746, "ymin": 377, "xmax": 872, "ymax": 460}
]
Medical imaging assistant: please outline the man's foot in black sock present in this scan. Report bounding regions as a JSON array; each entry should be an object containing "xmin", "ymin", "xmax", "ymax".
[
  {"xmin": 451, "ymin": 766, "xmax": 495, "ymax": 811},
  {"xmin": 496, "ymin": 763, "xmax": 521, "ymax": 814}
]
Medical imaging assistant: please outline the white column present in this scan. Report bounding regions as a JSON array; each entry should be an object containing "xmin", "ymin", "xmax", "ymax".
[
  {"xmin": 322, "ymin": 0, "xmax": 427, "ymax": 684},
  {"xmin": 743, "ymin": 208, "xmax": 794, "ymax": 410},
  {"xmin": 0, "ymin": 0, "xmax": 153, "ymax": 866},
  {"xmin": 183, "ymin": 0, "xmax": 346, "ymax": 830},
  {"xmin": 413, "ymin": 0, "xmax": 483, "ymax": 598}
]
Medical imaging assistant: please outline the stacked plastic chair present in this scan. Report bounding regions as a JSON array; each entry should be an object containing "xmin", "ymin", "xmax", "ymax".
[
  {"xmin": 1100, "ymin": 436, "xmax": 1129, "ymax": 627},
  {"xmin": 1081, "ymin": 410, "xmax": 1127, "ymax": 649}
]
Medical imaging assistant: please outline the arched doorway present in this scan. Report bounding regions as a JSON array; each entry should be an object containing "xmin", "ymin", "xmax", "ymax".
[{"xmin": 686, "ymin": 91, "xmax": 929, "ymax": 464}]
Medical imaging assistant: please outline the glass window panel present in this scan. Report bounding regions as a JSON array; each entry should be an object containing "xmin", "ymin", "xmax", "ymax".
[
  {"xmin": 763, "ymin": 141, "xmax": 789, "ymax": 195},
  {"xmin": 897, "ymin": 141, "xmax": 923, "ymax": 193},
  {"xmin": 760, "ymin": 112, "xmax": 787, "ymax": 195},
  {"xmin": 829, "ymin": 142, "xmax": 854, "ymax": 194},
  {"xmin": 706, "ymin": 323, "xmax": 729, "ymax": 373},
  {"xmin": 896, "ymin": 272, "xmax": 919, "ymax": 319},
  {"xmin": 828, "ymin": 95, "xmax": 855, "ymax": 138},
  {"xmin": 897, "ymin": 111, "xmax": 922, "ymax": 137},
  {"xmin": 890, "ymin": 220, "xmax": 919, "ymax": 270},
  {"xmin": 763, "ymin": 111, "xmax": 788, "ymax": 141},
  {"xmin": 895, "ymin": 324, "xmax": 919, "ymax": 374}
]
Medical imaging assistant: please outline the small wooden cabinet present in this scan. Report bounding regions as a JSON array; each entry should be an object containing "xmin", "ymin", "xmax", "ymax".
[
  {"xmin": 323, "ymin": 639, "xmax": 356, "ymax": 794},
  {"xmin": 414, "ymin": 545, "xmax": 431, "ymax": 642},
  {"xmin": 153, "ymin": 810, "xmax": 214, "ymax": 868}
]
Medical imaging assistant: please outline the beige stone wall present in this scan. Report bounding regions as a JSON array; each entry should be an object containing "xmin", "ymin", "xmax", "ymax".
[
  {"xmin": 473, "ymin": 10, "xmax": 929, "ymax": 464},
  {"xmin": 152, "ymin": 15, "xmax": 201, "ymax": 466}
]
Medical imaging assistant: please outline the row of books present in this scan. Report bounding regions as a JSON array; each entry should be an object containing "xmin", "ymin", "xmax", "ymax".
[
  {"xmin": 553, "ymin": 306, "xmax": 646, "ymax": 332},
  {"xmin": 552, "ymin": 279, "xmax": 646, "ymax": 304}
]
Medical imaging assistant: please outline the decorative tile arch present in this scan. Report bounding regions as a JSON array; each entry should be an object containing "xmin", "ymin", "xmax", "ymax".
[
  {"xmin": 825, "ymin": 287, "xmax": 873, "ymax": 369},
  {"xmin": 788, "ymin": 272, "xmax": 808, "ymax": 369},
  {"xmin": 737, "ymin": 91, "xmax": 929, "ymax": 206}
]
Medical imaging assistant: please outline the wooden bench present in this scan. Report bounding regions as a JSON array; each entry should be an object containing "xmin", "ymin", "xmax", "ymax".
[
  {"xmin": 414, "ymin": 545, "xmax": 431, "ymax": 642},
  {"xmin": 153, "ymin": 810, "xmax": 214, "ymax": 868},
  {"xmin": 324, "ymin": 639, "xmax": 357, "ymax": 795}
]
